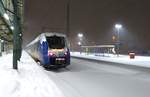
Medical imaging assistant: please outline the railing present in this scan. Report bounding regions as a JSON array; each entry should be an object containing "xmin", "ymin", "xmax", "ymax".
[{"xmin": 81, "ymin": 45, "xmax": 116, "ymax": 56}]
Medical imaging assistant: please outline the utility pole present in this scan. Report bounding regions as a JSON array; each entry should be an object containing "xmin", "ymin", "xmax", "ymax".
[
  {"xmin": 66, "ymin": 0, "xmax": 70, "ymax": 38},
  {"xmin": 0, "ymin": 39, "xmax": 2, "ymax": 56},
  {"xmin": 12, "ymin": 0, "xmax": 22, "ymax": 69},
  {"xmin": 12, "ymin": 0, "xmax": 18, "ymax": 69}
]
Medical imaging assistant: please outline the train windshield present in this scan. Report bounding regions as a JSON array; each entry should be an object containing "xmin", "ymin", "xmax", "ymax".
[{"xmin": 46, "ymin": 36, "xmax": 65, "ymax": 49}]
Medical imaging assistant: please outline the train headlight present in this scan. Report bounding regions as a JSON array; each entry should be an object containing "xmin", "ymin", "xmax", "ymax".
[
  {"xmin": 48, "ymin": 52, "xmax": 53, "ymax": 56},
  {"xmin": 48, "ymin": 52, "xmax": 56, "ymax": 56},
  {"xmin": 64, "ymin": 52, "xmax": 67, "ymax": 56}
]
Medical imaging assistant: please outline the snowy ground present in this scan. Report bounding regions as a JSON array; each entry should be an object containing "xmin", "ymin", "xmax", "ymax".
[
  {"xmin": 1, "ymin": 51, "xmax": 150, "ymax": 97},
  {"xmin": 46, "ymin": 58, "xmax": 150, "ymax": 97},
  {"xmin": 71, "ymin": 52, "xmax": 150, "ymax": 68},
  {"xmin": 0, "ymin": 51, "xmax": 65, "ymax": 97}
]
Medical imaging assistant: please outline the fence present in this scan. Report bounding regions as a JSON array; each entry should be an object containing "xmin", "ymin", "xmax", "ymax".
[{"xmin": 81, "ymin": 45, "xmax": 116, "ymax": 56}]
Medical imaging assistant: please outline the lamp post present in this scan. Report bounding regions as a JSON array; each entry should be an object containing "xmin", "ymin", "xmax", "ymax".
[
  {"xmin": 66, "ymin": 0, "xmax": 70, "ymax": 38},
  {"xmin": 12, "ymin": 0, "xmax": 23, "ymax": 69},
  {"xmin": 78, "ymin": 41, "xmax": 82, "ymax": 54},
  {"xmin": 115, "ymin": 24, "xmax": 122, "ymax": 42},
  {"xmin": 115, "ymin": 24, "xmax": 122, "ymax": 56},
  {"xmin": 77, "ymin": 33, "xmax": 83, "ymax": 54}
]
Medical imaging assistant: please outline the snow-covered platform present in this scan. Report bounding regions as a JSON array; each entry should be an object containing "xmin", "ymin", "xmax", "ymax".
[
  {"xmin": 0, "ymin": 51, "xmax": 65, "ymax": 97},
  {"xmin": 1, "ymin": 51, "xmax": 150, "ymax": 97},
  {"xmin": 71, "ymin": 52, "xmax": 150, "ymax": 68}
]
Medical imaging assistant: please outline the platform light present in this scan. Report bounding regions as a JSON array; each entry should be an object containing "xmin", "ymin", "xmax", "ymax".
[
  {"xmin": 115, "ymin": 24, "xmax": 122, "ymax": 40},
  {"xmin": 1, "ymin": 40, "xmax": 4, "ymax": 43},
  {"xmin": 78, "ymin": 33, "xmax": 83, "ymax": 38},
  {"xmin": 3, "ymin": 13, "xmax": 9, "ymax": 20},
  {"xmin": 115, "ymin": 24, "xmax": 122, "ymax": 29},
  {"xmin": 10, "ymin": 26, "xmax": 14, "ymax": 30},
  {"xmin": 19, "ymin": 33, "xmax": 22, "ymax": 37}
]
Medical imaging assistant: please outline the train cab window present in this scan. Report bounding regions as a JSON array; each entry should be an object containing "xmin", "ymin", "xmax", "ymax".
[{"xmin": 46, "ymin": 36, "xmax": 65, "ymax": 49}]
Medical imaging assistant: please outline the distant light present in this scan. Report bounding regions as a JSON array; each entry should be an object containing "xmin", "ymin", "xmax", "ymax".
[
  {"xmin": 19, "ymin": 33, "xmax": 22, "ymax": 36},
  {"xmin": 78, "ymin": 33, "xmax": 83, "ymax": 38},
  {"xmin": 112, "ymin": 35, "xmax": 116, "ymax": 41},
  {"xmin": 1, "ymin": 40, "xmax": 4, "ymax": 43},
  {"xmin": 10, "ymin": 26, "xmax": 14, "ymax": 30},
  {"xmin": 78, "ymin": 42, "xmax": 81, "ymax": 45},
  {"xmin": 115, "ymin": 24, "xmax": 122, "ymax": 29},
  {"xmin": 3, "ymin": 13, "xmax": 9, "ymax": 20}
]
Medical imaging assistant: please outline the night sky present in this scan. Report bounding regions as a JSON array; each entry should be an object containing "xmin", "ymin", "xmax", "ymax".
[{"xmin": 24, "ymin": 0, "xmax": 150, "ymax": 53}]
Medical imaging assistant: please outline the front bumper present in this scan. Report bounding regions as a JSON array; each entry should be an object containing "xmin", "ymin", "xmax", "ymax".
[{"xmin": 43, "ymin": 57, "xmax": 70, "ymax": 69}]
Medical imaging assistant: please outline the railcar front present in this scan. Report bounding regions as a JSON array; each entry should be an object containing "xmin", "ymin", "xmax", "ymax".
[{"xmin": 41, "ymin": 34, "xmax": 70, "ymax": 68}]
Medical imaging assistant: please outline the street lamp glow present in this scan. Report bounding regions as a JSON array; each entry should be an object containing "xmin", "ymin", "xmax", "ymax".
[
  {"xmin": 115, "ymin": 24, "xmax": 122, "ymax": 29},
  {"xmin": 10, "ymin": 26, "xmax": 14, "ymax": 30},
  {"xmin": 78, "ymin": 41, "xmax": 81, "ymax": 46},
  {"xmin": 19, "ymin": 33, "xmax": 22, "ymax": 37},
  {"xmin": 115, "ymin": 24, "xmax": 122, "ymax": 56},
  {"xmin": 3, "ymin": 13, "xmax": 9, "ymax": 20},
  {"xmin": 78, "ymin": 33, "xmax": 83, "ymax": 38}
]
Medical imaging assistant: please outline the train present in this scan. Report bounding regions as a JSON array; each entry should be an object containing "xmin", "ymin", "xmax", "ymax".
[{"xmin": 26, "ymin": 32, "xmax": 70, "ymax": 68}]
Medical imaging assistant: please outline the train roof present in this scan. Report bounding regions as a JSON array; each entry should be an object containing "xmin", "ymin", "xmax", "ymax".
[
  {"xmin": 42, "ymin": 32, "xmax": 66, "ymax": 37},
  {"xmin": 26, "ymin": 32, "xmax": 67, "ymax": 47}
]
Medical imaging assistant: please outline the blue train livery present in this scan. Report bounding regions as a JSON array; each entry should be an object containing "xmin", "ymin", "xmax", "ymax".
[{"xmin": 26, "ymin": 32, "xmax": 70, "ymax": 68}]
